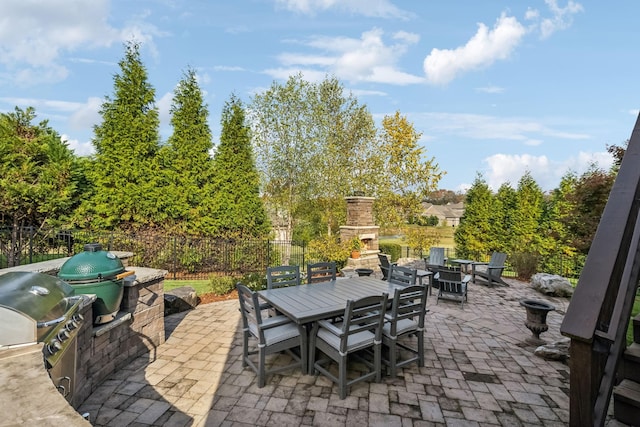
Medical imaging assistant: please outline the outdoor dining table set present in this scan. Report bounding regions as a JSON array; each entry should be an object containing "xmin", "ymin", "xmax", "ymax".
[{"xmin": 236, "ymin": 264, "xmax": 432, "ymax": 399}]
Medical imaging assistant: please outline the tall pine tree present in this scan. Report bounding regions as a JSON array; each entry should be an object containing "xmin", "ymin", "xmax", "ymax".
[
  {"xmin": 160, "ymin": 67, "xmax": 214, "ymax": 233},
  {"xmin": 454, "ymin": 174, "xmax": 493, "ymax": 258},
  {"xmin": 209, "ymin": 94, "xmax": 270, "ymax": 238},
  {"xmin": 82, "ymin": 41, "xmax": 161, "ymax": 229}
]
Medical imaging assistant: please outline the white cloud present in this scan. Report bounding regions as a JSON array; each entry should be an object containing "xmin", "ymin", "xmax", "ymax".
[
  {"xmin": 421, "ymin": 112, "xmax": 589, "ymax": 142},
  {"xmin": 350, "ymin": 89, "xmax": 388, "ymax": 97},
  {"xmin": 157, "ymin": 91, "xmax": 174, "ymax": 126},
  {"xmin": 423, "ymin": 13, "xmax": 526, "ymax": 85},
  {"xmin": 476, "ymin": 85, "xmax": 505, "ymax": 94},
  {"xmin": 525, "ymin": 8, "xmax": 540, "ymax": 20},
  {"xmin": 483, "ymin": 150, "xmax": 612, "ymax": 191},
  {"xmin": 269, "ymin": 28, "xmax": 423, "ymax": 85},
  {"xmin": 0, "ymin": 0, "xmax": 164, "ymax": 86},
  {"xmin": 68, "ymin": 97, "xmax": 103, "ymax": 131},
  {"xmin": 539, "ymin": 0, "xmax": 583, "ymax": 39},
  {"xmin": 273, "ymin": 0, "xmax": 412, "ymax": 19},
  {"xmin": 62, "ymin": 134, "xmax": 94, "ymax": 157}
]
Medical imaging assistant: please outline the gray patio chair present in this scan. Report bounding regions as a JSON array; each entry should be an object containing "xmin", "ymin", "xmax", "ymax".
[
  {"xmin": 377, "ymin": 253, "xmax": 396, "ymax": 281},
  {"xmin": 267, "ymin": 265, "xmax": 301, "ymax": 289},
  {"xmin": 237, "ymin": 283, "xmax": 307, "ymax": 387},
  {"xmin": 307, "ymin": 261, "xmax": 337, "ymax": 284},
  {"xmin": 388, "ymin": 265, "xmax": 417, "ymax": 287},
  {"xmin": 424, "ymin": 247, "xmax": 446, "ymax": 271},
  {"xmin": 471, "ymin": 252, "xmax": 508, "ymax": 287},
  {"xmin": 435, "ymin": 268, "xmax": 470, "ymax": 308},
  {"xmin": 309, "ymin": 293, "xmax": 388, "ymax": 399},
  {"xmin": 382, "ymin": 284, "xmax": 428, "ymax": 378}
]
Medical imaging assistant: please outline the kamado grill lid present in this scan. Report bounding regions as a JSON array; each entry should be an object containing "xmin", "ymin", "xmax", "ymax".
[{"xmin": 58, "ymin": 243, "xmax": 125, "ymax": 282}]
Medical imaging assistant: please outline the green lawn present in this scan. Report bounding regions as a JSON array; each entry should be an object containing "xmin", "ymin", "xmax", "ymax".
[
  {"xmin": 164, "ymin": 279, "xmax": 211, "ymax": 295},
  {"xmin": 379, "ymin": 225, "xmax": 456, "ymax": 252}
]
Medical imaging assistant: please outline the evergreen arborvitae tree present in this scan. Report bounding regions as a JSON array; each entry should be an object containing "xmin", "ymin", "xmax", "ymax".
[
  {"xmin": 512, "ymin": 171, "xmax": 545, "ymax": 252},
  {"xmin": 82, "ymin": 41, "xmax": 161, "ymax": 229},
  {"xmin": 491, "ymin": 183, "xmax": 517, "ymax": 253},
  {"xmin": 0, "ymin": 107, "xmax": 81, "ymax": 265},
  {"xmin": 209, "ymin": 94, "xmax": 271, "ymax": 238},
  {"xmin": 454, "ymin": 174, "xmax": 493, "ymax": 258},
  {"xmin": 160, "ymin": 67, "xmax": 214, "ymax": 233}
]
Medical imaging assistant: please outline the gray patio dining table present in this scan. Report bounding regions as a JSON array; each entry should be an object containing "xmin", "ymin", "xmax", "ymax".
[
  {"xmin": 257, "ymin": 276, "xmax": 407, "ymax": 326},
  {"xmin": 258, "ymin": 276, "xmax": 410, "ymax": 374}
]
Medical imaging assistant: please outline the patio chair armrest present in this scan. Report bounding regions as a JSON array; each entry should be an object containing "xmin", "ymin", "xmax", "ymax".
[
  {"xmin": 471, "ymin": 261, "xmax": 488, "ymax": 266},
  {"xmin": 260, "ymin": 315, "xmax": 293, "ymax": 330},
  {"xmin": 317, "ymin": 319, "xmax": 343, "ymax": 336},
  {"xmin": 487, "ymin": 265, "xmax": 505, "ymax": 270}
]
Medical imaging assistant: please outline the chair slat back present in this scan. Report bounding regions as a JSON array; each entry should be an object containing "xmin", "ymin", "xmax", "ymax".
[
  {"xmin": 378, "ymin": 254, "xmax": 391, "ymax": 269},
  {"xmin": 426, "ymin": 247, "xmax": 445, "ymax": 268},
  {"xmin": 339, "ymin": 294, "xmax": 388, "ymax": 354},
  {"xmin": 389, "ymin": 285, "xmax": 428, "ymax": 336},
  {"xmin": 237, "ymin": 283, "xmax": 266, "ymax": 341},
  {"xmin": 489, "ymin": 252, "xmax": 507, "ymax": 269},
  {"xmin": 437, "ymin": 268, "xmax": 464, "ymax": 294},
  {"xmin": 267, "ymin": 265, "xmax": 301, "ymax": 289},
  {"xmin": 307, "ymin": 262, "xmax": 337, "ymax": 284},
  {"xmin": 388, "ymin": 265, "xmax": 417, "ymax": 287}
]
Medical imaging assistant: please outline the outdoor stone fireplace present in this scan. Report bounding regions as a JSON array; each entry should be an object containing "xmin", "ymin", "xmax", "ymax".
[{"xmin": 340, "ymin": 196, "xmax": 380, "ymax": 271}]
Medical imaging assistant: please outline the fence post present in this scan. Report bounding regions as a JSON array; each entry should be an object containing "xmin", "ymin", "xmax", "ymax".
[
  {"xmin": 267, "ymin": 239, "xmax": 271, "ymax": 268},
  {"xmin": 28, "ymin": 226, "xmax": 34, "ymax": 264},
  {"xmin": 172, "ymin": 236, "xmax": 177, "ymax": 280}
]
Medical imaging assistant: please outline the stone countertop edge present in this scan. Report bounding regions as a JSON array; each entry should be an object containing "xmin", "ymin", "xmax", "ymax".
[
  {"xmin": 0, "ymin": 251, "xmax": 135, "ymax": 276},
  {"xmin": 0, "ymin": 344, "xmax": 91, "ymax": 426},
  {"xmin": 123, "ymin": 266, "xmax": 168, "ymax": 286}
]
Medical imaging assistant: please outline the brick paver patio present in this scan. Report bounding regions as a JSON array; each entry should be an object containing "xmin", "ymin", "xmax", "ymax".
[{"xmin": 77, "ymin": 264, "xmax": 620, "ymax": 426}]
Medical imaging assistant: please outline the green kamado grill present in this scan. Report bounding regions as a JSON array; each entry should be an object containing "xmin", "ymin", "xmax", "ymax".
[{"xmin": 58, "ymin": 243, "xmax": 134, "ymax": 324}]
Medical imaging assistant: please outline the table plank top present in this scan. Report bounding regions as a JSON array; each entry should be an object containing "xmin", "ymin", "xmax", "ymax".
[{"xmin": 258, "ymin": 276, "xmax": 405, "ymax": 325}]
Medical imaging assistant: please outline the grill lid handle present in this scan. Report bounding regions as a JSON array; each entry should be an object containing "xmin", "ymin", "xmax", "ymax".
[
  {"xmin": 84, "ymin": 243, "xmax": 103, "ymax": 252},
  {"xmin": 29, "ymin": 285, "xmax": 50, "ymax": 296}
]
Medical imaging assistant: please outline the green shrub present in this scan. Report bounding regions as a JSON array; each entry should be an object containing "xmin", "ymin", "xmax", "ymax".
[
  {"xmin": 209, "ymin": 276, "xmax": 236, "ymax": 295},
  {"xmin": 239, "ymin": 272, "xmax": 267, "ymax": 292},
  {"xmin": 307, "ymin": 235, "xmax": 350, "ymax": 268},
  {"xmin": 379, "ymin": 242, "xmax": 402, "ymax": 262},
  {"xmin": 511, "ymin": 252, "xmax": 539, "ymax": 280}
]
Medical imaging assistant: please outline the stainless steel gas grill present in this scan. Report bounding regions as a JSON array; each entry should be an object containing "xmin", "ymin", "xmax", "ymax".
[{"xmin": 0, "ymin": 272, "xmax": 85, "ymax": 403}]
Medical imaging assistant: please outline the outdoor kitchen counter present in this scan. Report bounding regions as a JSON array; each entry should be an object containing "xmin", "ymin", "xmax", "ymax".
[{"xmin": 0, "ymin": 344, "xmax": 90, "ymax": 426}]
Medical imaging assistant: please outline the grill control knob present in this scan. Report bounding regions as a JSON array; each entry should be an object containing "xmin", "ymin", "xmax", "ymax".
[
  {"xmin": 57, "ymin": 329, "xmax": 71, "ymax": 341},
  {"xmin": 65, "ymin": 319, "xmax": 79, "ymax": 331},
  {"xmin": 47, "ymin": 340, "xmax": 62, "ymax": 354}
]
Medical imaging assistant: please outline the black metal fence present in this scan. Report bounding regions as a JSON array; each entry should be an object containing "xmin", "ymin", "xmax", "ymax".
[
  {"xmin": 1, "ymin": 227, "xmax": 585, "ymax": 281},
  {"xmin": 0, "ymin": 227, "xmax": 313, "ymax": 280}
]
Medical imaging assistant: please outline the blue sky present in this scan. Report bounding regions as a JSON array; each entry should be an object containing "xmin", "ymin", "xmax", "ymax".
[{"xmin": 1, "ymin": 0, "xmax": 637, "ymax": 192}]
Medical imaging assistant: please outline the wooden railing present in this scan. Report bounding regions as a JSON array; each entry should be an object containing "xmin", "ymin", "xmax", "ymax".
[{"xmin": 560, "ymin": 113, "xmax": 640, "ymax": 426}]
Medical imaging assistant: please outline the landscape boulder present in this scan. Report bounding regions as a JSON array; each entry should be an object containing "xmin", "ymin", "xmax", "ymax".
[
  {"xmin": 531, "ymin": 273, "xmax": 574, "ymax": 297},
  {"xmin": 534, "ymin": 337, "xmax": 570, "ymax": 361},
  {"xmin": 164, "ymin": 286, "xmax": 198, "ymax": 315}
]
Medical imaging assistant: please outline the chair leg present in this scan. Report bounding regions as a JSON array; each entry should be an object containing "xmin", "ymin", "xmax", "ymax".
[
  {"xmin": 417, "ymin": 333, "xmax": 424, "ymax": 367},
  {"xmin": 242, "ymin": 330, "xmax": 249, "ymax": 367},
  {"xmin": 374, "ymin": 342, "xmax": 382, "ymax": 383},
  {"xmin": 388, "ymin": 340, "xmax": 398, "ymax": 378},
  {"xmin": 339, "ymin": 355, "xmax": 348, "ymax": 399},
  {"xmin": 258, "ymin": 345, "xmax": 266, "ymax": 388}
]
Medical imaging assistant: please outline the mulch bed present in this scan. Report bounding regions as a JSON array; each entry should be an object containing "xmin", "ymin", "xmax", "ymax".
[{"xmin": 198, "ymin": 290, "xmax": 238, "ymax": 305}]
